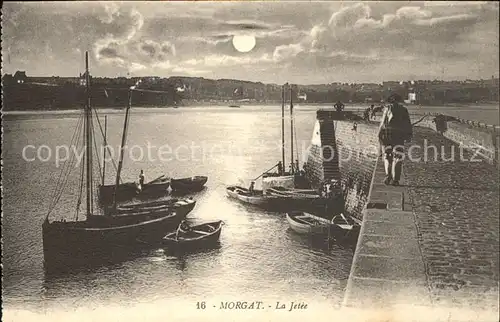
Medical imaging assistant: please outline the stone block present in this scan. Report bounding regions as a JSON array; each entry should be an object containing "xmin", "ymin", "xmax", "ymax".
[
  {"xmin": 369, "ymin": 190, "xmax": 404, "ymax": 210},
  {"xmin": 362, "ymin": 209, "xmax": 415, "ymax": 224},
  {"xmin": 351, "ymin": 255, "xmax": 427, "ymax": 282},
  {"xmin": 358, "ymin": 234, "xmax": 422, "ymax": 259},
  {"xmin": 344, "ymin": 277, "xmax": 431, "ymax": 308},
  {"xmin": 363, "ymin": 219, "xmax": 418, "ymax": 239}
]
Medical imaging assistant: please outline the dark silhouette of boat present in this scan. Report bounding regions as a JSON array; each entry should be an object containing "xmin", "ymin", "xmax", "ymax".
[
  {"xmin": 161, "ymin": 221, "xmax": 224, "ymax": 249},
  {"xmin": 42, "ymin": 53, "xmax": 180, "ymax": 273},
  {"xmin": 229, "ymin": 105, "xmax": 240, "ymax": 108},
  {"xmin": 105, "ymin": 197, "xmax": 196, "ymax": 218},
  {"xmin": 170, "ymin": 176, "xmax": 208, "ymax": 192},
  {"xmin": 98, "ymin": 174, "xmax": 171, "ymax": 204}
]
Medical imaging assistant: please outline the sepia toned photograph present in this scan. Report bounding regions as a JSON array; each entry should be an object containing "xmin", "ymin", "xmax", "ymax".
[{"xmin": 1, "ymin": 1, "xmax": 499, "ymax": 321}]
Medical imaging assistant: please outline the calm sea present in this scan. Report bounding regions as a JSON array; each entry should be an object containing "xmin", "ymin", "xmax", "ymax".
[
  {"xmin": 2, "ymin": 104, "xmax": 498, "ymax": 316},
  {"xmin": 2, "ymin": 106, "xmax": 354, "ymax": 315}
]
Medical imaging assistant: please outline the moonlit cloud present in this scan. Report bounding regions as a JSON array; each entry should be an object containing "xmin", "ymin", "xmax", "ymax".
[{"xmin": 2, "ymin": 1, "xmax": 498, "ymax": 83}]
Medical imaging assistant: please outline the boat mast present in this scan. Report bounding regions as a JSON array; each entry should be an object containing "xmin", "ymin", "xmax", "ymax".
[
  {"xmin": 281, "ymin": 84, "xmax": 285, "ymax": 175},
  {"xmin": 85, "ymin": 51, "xmax": 93, "ymax": 216},
  {"xmin": 112, "ymin": 88, "xmax": 133, "ymax": 210},
  {"xmin": 290, "ymin": 85, "xmax": 294, "ymax": 174},
  {"xmin": 102, "ymin": 115, "xmax": 107, "ymax": 186}
]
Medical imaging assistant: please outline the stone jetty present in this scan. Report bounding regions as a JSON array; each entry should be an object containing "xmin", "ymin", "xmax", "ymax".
[{"xmin": 304, "ymin": 108, "xmax": 499, "ymax": 321}]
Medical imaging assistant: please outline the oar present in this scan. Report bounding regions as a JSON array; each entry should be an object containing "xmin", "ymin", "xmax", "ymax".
[
  {"xmin": 146, "ymin": 174, "xmax": 168, "ymax": 184},
  {"xmin": 253, "ymin": 163, "xmax": 279, "ymax": 181}
]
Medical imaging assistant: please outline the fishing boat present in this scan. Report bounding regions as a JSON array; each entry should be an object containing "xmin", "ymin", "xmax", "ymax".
[
  {"xmin": 170, "ymin": 176, "xmax": 208, "ymax": 192},
  {"xmin": 98, "ymin": 95, "xmax": 170, "ymax": 204},
  {"xmin": 98, "ymin": 169, "xmax": 171, "ymax": 204},
  {"xmin": 42, "ymin": 53, "xmax": 182, "ymax": 272},
  {"xmin": 161, "ymin": 221, "xmax": 224, "ymax": 249},
  {"xmin": 228, "ymin": 105, "xmax": 240, "ymax": 108},
  {"xmin": 262, "ymin": 84, "xmax": 310, "ymax": 193},
  {"xmin": 226, "ymin": 186, "xmax": 279, "ymax": 207}
]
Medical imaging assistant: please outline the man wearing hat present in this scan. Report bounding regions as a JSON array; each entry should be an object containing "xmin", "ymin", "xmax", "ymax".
[{"xmin": 378, "ymin": 93, "xmax": 413, "ymax": 185}]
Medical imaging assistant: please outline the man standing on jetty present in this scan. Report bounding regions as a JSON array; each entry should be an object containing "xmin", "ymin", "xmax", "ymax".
[{"xmin": 378, "ymin": 93, "xmax": 413, "ymax": 186}]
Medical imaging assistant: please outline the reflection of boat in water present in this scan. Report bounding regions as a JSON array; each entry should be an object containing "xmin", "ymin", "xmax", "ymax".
[{"xmin": 42, "ymin": 52, "xmax": 178, "ymax": 273}]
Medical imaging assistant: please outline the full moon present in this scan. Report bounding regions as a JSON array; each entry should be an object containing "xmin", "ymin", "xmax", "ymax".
[{"xmin": 232, "ymin": 35, "xmax": 256, "ymax": 53}]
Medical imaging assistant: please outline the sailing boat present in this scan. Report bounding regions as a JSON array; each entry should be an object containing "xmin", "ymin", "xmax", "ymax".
[
  {"xmin": 226, "ymin": 84, "xmax": 308, "ymax": 210},
  {"xmin": 262, "ymin": 84, "xmax": 309, "ymax": 192},
  {"xmin": 97, "ymin": 90, "xmax": 170, "ymax": 204},
  {"xmin": 42, "ymin": 52, "xmax": 183, "ymax": 271}
]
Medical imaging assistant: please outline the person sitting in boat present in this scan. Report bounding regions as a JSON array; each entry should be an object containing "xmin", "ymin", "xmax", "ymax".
[
  {"xmin": 334, "ymin": 101, "xmax": 345, "ymax": 112},
  {"xmin": 248, "ymin": 181, "xmax": 256, "ymax": 194},
  {"xmin": 176, "ymin": 220, "xmax": 191, "ymax": 240}
]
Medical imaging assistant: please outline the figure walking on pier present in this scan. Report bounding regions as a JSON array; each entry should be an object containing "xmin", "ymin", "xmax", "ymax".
[{"xmin": 378, "ymin": 94, "xmax": 412, "ymax": 186}]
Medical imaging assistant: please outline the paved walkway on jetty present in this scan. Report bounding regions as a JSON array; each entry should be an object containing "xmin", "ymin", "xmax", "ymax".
[{"xmin": 343, "ymin": 124, "xmax": 499, "ymax": 320}]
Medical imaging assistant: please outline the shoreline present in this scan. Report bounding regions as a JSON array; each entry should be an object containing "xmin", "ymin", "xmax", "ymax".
[{"xmin": 3, "ymin": 100, "xmax": 499, "ymax": 113}]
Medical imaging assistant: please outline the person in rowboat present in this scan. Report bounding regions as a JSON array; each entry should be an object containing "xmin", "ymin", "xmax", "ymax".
[
  {"xmin": 334, "ymin": 100, "xmax": 345, "ymax": 112},
  {"xmin": 176, "ymin": 220, "xmax": 191, "ymax": 240}
]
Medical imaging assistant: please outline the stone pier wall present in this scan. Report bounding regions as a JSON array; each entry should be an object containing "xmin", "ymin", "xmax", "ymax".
[
  {"xmin": 304, "ymin": 110, "xmax": 380, "ymax": 221},
  {"xmin": 304, "ymin": 109, "xmax": 500, "ymax": 221}
]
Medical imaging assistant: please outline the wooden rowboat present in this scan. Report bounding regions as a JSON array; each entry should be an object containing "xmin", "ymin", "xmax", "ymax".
[
  {"xmin": 286, "ymin": 212, "xmax": 361, "ymax": 236},
  {"xmin": 162, "ymin": 221, "xmax": 224, "ymax": 249},
  {"xmin": 170, "ymin": 176, "xmax": 208, "ymax": 192},
  {"xmin": 226, "ymin": 186, "xmax": 279, "ymax": 207},
  {"xmin": 105, "ymin": 198, "xmax": 196, "ymax": 218},
  {"xmin": 286, "ymin": 212, "xmax": 330, "ymax": 235}
]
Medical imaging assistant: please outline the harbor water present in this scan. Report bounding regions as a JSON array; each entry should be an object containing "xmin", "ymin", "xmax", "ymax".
[{"xmin": 2, "ymin": 104, "xmax": 498, "ymax": 313}]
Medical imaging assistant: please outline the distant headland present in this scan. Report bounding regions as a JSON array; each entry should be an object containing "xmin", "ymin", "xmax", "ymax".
[{"xmin": 2, "ymin": 71, "xmax": 499, "ymax": 111}]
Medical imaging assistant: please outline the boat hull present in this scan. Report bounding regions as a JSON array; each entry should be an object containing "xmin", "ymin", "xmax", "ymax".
[
  {"xmin": 98, "ymin": 183, "xmax": 139, "ymax": 203},
  {"xmin": 286, "ymin": 212, "xmax": 330, "ymax": 235},
  {"xmin": 42, "ymin": 213, "xmax": 183, "ymax": 272},
  {"xmin": 226, "ymin": 186, "xmax": 279, "ymax": 207},
  {"xmin": 105, "ymin": 198, "xmax": 196, "ymax": 218},
  {"xmin": 170, "ymin": 176, "xmax": 208, "ymax": 192},
  {"xmin": 162, "ymin": 221, "xmax": 223, "ymax": 250},
  {"xmin": 98, "ymin": 181, "xmax": 171, "ymax": 204}
]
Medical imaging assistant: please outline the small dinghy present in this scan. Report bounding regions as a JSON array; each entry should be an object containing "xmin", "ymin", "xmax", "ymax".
[
  {"xmin": 287, "ymin": 212, "xmax": 361, "ymax": 236},
  {"xmin": 330, "ymin": 213, "xmax": 361, "ymax": 237},
  {"xmin": 170, "ymin": 176, "xmax": 208, "ymax": 192},
  {"xmin": 286, "ymin": 212, "xmax": 330, "ymax": 235},
  {"xmin": 226, "ymin": 186, "xmax": 279, "ymax": 207},
  {"xmin": 162, "ymin": 221, "xmax": 224, "ymax": 249}
]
